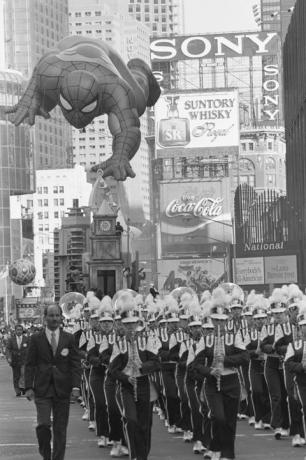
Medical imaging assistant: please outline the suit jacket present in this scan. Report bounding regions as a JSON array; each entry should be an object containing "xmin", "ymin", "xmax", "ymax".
[
  {"xmin": 25, "ymin": 329, "xmax": 81, "ymax": 399},
  {"xmin": 6, "ymin": 334, "xmax": 30, "ymax": 367}
]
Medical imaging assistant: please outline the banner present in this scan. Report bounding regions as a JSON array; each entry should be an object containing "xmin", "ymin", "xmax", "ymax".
[
  {"xmin": 157, "ymin": 258, "xmax": 225, "ymax": 295},
  {"xmin": 235, "ymin": 258, "xmax": 265, "ymax": 285},
  {"xmin": 264, "ymin": 255, "xmax": 297, "ymax": 284},
  {"xmin": 155, "ymin": 90, "xmax": 239, "ymax": 150}
]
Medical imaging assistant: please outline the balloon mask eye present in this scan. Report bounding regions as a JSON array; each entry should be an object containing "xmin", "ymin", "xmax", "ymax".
[
  {"xmin": 81, "ymin": 99, "xmax": 97, "ymax": 113},
  {"xmin": 60, "ymin": 94, "xmax": 73, "ymax": 111}
]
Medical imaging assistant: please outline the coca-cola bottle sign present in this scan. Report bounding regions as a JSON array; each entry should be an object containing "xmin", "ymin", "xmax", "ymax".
[{"xmin": 166, "ymin": 196, "xmax": 224, "ymax": 219}]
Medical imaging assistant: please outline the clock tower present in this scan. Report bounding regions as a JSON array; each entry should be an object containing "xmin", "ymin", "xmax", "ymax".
[{"xmin": 87, "ymin": 178, "xmax": 124, "ymax": 296}]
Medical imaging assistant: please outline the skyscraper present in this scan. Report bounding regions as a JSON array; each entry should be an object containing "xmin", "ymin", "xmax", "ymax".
[
  {"xmin": 3, "ymin": 0, "xmax": 72, "ymax": 169},
  {"xmin": 260, "ymin": 0, "xmax": 296, "ymax": 41},
  {"xmin": 127, "ymin": 0, "xmax": 185, "ymax": 36},
  {"xmin": 68, "ymin": 0, "xmax": 152, "ymax": 223}
]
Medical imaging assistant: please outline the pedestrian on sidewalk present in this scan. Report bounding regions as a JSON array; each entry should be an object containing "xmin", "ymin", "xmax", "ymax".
[
  {"xmin": 24, "ymin": 304, "xmax": 82, "ymax": 460},
  {"xmin": 6, "ymin": 324, "xmax": 29, "ymax": 396}
]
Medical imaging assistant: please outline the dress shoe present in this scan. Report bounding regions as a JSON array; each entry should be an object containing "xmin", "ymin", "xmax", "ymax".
[
  {"xmin": 263, "ymin": 423, "xmax": 271, "ymax": 430},
  {"xmin": 82, "ymin": 409, "xmax": 89, "ymax": 421},
  {"xmin": 280, "ymin": 428, "xmax": 289, "ymax": 437},
  {"xmin": 274, "ymin": 428, "xmax": 282, "ymax": 440},
  {"xmin": 183, "ymin": 430, "xmax": 193, "ymax": 442},
  {"xmin": 211, "ymin": 452, "xmax": 221, "ymax": 460},
  {"xmin": 203, "ymin": 451, "xmax": 213, "ymax": 459},
  {"xmin": 168, "ymin": 425, "xmax": 176, "ymax": 433},
  {"xmin": 110, "ymin": 442, "xmax": 129, "ymax": 457}
]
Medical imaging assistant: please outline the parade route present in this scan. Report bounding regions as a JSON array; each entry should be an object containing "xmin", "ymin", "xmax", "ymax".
[{"xmin": 0, "ymin": 360, "xmax": 303, "ymax": 460}]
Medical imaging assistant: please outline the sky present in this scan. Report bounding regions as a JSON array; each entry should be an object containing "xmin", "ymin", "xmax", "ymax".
[{"xmin": 185, "ymin": 0, "xmax": 259, "ymax": 34}]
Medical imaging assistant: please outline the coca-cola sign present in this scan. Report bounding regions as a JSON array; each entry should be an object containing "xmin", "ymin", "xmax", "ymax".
[
  {"xmin": 166, "ymin": 195, "xmax": 223, "ymax": 219},
  {"xmin": 159, "ymin": 180, "xmax": 232, "ymax": 257}
]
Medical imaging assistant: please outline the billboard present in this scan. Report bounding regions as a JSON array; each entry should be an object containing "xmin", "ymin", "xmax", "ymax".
[
  {"xmin": 150, "ymin": 32, "xmax": 279, "ymax": 62},
  {"xmin": 235, "ymin": 257, "xmax": 265, "ymax": 285},
  {"xmin": 157, "ymin": 258, "xmax": 225, "ymax": 295},
  {"xmin": 155, "ymin": 90, "xmax": 239, "ymax": 151},
  {"xmin": 264, "ymin": 255, "xmax": 297, "ymax": 284},
  {"xmin": 159, "ymin": 179, "xmax": 232, "ymax": 256}
]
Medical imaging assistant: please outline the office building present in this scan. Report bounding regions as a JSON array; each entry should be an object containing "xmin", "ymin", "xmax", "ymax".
[
  {"xmin": 3, "ymin": 0, "xmax": 72, "ymax": 169},
  {"xmin": 32, "ymin": 165, "xmax": 92, "ymax": 287},
  {"xmin": 260, "ymin": 0, "xmax": 296, "ymax": 41},
  {"xmin": 68, "ymin": 0, "xmax": 152, "ymax": 223}
]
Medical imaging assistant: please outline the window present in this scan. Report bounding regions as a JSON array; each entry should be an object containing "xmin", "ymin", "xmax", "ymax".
[
  {"xmin": 268, "ymin": 141, "xmax": 273, "ymax": 150},
  {"xmin": 265, "ymin": 157, "xmax": 276, "ymax": 170},
  {"xmin": 59, "ymin": 186, "xmax": 64, "ymax": 193},
  {"xmin": 59, "ymin": 199, "xmax": 64, "ymax": 206},
  {"xmin": 44, "ymin": 199, "xmax": 48, "ymax": 206},
  {"xmin": 54, "ymin": 199, "xmax": 58, "ymax": 206},
  {"xmin": 27, "ymin": 200, "xmax": 33, "ymax": 208},
  {"xmin": 85, "ymin": 11, "xmax": 91, "ymax": 16},
  {"xmin": 75, "ymin": 12, "xmax": 81, "ymax": 17},
  {"xmin": 266, "ymin": 175, "xmax": 276, "ymax": 187},
  {"xmin": 95, "ymin": 11, "xmax": 101, "ymax": 16},
  {"xmin": 54, "ymin": 211, "xmax": 59, "ymax": 218},
  {"xmin": 248, "ymin": 143, "xmax": 254, "ymax": 150},
  {"xmin": 38, "ymin": 225, "xmax": 43, "ymax": 231},
  {"xmin": 38, "ymin": 199, "xmax": 43, "ymax": 207},
  {"xmin": 45, "ymin": 225, "xmax": 49, "ymax": 231},
  {"xmin": 38, "ymin": 212, "xmax": 43, "ymax": 220},
  {"xmin": 241, "ymin": 143, "xmax": 246, "ymax": 151},
  {"xmin": 44, "ymin": 212, "xmax": 49, "ymax": 219},
  {"xmin": 43, "ymin": 187, "xmax": 48, "ymax": 193},
  {"xmin": 37, "ymin": 187, "xmax": 42, "ymax": 194},
  {"xmin": 53, "ymin": 186, "xmax": 58, "ymax": 193}
]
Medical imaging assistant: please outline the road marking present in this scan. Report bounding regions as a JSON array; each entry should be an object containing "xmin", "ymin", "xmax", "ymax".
[{"xmin": 0, "ymin": 443, "xmax": 36, "ymax": 447}]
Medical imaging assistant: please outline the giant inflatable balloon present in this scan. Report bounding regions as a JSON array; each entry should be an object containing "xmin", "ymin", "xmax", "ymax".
[
  {"xmin": 9, "ymin": 259, "xmax": 36, "ymax": 286},
  {"xmin": 5, "ymin": 36, "xmax": 161, "ymax": 181}
]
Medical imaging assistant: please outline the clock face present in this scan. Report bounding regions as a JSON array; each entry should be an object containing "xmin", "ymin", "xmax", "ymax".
[{"xmin": 100, "ymin": 220, "xmax": 111, "ymax": 232}]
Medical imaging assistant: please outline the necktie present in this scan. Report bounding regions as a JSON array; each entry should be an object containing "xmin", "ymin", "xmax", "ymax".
[{"xmin": 51, "ymin": 331, "xmax": 57, "ymax": 356}]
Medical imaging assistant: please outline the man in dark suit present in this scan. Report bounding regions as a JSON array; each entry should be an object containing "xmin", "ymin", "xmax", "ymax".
[
  {"xmin": 25, "ymin": 304, "xmax": 82, "ymax": 460},
  {"xmin": 6, "ymin": 324, "xmax": 29, "ymax": 396}
]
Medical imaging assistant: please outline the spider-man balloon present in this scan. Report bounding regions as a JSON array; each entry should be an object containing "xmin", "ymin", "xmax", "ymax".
[{"xmin": 5, "ymin": 36, "xmax": 161, "ymax": 181}]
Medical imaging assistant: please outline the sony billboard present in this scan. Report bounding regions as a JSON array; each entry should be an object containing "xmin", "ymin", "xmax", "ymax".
[{"xmin": 150, "ymin": 32, "xmax": 279, "ymax": 62}]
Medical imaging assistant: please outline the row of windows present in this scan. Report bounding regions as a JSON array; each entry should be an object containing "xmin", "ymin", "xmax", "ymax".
[
  {"xmin": 37, "ymin": 211, "xmax": 65, "ymax": 220},
  {"xmin": 241, "ymin": 141, "xmax": 275, "ymax": 151},
  {"xmin": 73, "ymin": 11, "xmax": 107, "ymax": 18},
  {"xmin": 130, "ymin": 0, "xmax": 167, "ymax": 3},
  {"xmin": 37, "ymin": 199, "xmax": 65, "ymax": 207},
  {"xmin": 37, "ymin": 186, "xmax": 65, "ymax": 194}
]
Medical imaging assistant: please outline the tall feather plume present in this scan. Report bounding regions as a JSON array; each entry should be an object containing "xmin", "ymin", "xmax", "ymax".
[
  {"xmin": 97, "ymin": 295, "xmax": 113, "ymax": 317},
  {"xmin": 200, "ymin": 290, "xmax": 211, "ymax": 304},
  {"xmin": 189, "ymin": 297, "xmax": 202, "ymax": 318},
  {"xmin": 288, "ymin": 283, "xmax": 303, "ymax": 302},
  {"xmin": 165, "ymin": 295, "xmax": 179, "ymax": 314},
  {"xmin": 180, "ymin": 291, "xmax": 194, "ymax": 309},
  {"xmin": 116, "ymin": 292, "xmax": 137, "ymax": 314},
  {"xmin": 252, "ymin": 294, "xmax": 269, "ymax": 314},
  {"xmin": 135, "ymin": 294, "xmax": 144, "ymax": 307},
  {"xmin": 280, "ymin": 284, "xmax": 289, "ymax": 301},
  {"xmin": 246, "ymin": 290, "xmax": 257, "ymax": 306},
  {"xmin": 270, "ymin": 287, "xmax": 286, "ymax": 305},
  {"xmin": 201, "ymin": 299, "xmax": 213, "ymax": 319},
  {"xmin": 88, "ymin": 295, "xmax": 101, "ymax": 312},
  {"xmin": 298, "ymin": 296, "xmax": 306, "ymax": 317},
  {"xmin": 231, "ymin": 285, "xmax": 244, "ymax": 302},
  {"xmin": 212, "ymin": 286, "xmax": 230, "ymax": 308},
  {"xmin": 145, "ymin": 293, "xmax": 155, "ymax": 307}
]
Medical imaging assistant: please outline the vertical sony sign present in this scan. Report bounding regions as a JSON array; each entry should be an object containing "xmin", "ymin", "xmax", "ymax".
[{"xmin": 262, "ymin": 63, "xmax": 280, "ymax": 122}]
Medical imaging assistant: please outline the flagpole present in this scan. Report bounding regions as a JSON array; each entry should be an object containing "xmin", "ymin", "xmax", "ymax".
[{"xmin": 5, "ymin": 274, "xmax": 8, "ymax": 325}]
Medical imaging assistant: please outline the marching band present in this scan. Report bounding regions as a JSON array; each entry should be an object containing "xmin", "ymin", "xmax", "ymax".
[{"xmin": 6, "ymin": 282, "xmax": 306, "ymax": 460}]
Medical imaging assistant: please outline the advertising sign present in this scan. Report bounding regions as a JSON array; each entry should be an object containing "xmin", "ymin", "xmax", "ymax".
[
  {"xmin": 155, "ymin": 90, "xmax": 239, "ymax": 150},
  {"xmin": 264, "ymin": 255, "xmax": 297, "ymax": 284},
  {"xmin": 159, "ymin": 179, "xmax": 232, "ymax": 256},
  {"xmin": 235, "ymin": 258, "xmax": 265, "ymax": 285},
  {"xmin": 150, "ymin": 32, "xmax": 279, "ymax": 62},
  {"xmin": 157, "ymin": 258, "xmax": 225, "ymax": 295}
]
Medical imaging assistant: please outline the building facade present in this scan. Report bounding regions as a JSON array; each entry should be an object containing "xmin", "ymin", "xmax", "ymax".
[
  {"xmin": 3, "ymin": 0, "xmax": 72, "ymax": 169},
  {"xmin": 260, "ymin": 0, "xmax": 296, "ymax": 41},
  {"xmin": 31, "ymin": 165, "xmax": 92, "ymax": 287},
  {"xmin": 283, "ymin": 0, "xmax": 306, "ymax": 247}
]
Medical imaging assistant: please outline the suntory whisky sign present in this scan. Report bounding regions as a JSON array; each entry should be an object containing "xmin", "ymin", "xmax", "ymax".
[
  {"xmin": 155, "ymin": 90, "xmax": 239, "ymax": 149},
  {"xmin": 150, "ymin": 32, "xmax": 278, "ymax": 62}
]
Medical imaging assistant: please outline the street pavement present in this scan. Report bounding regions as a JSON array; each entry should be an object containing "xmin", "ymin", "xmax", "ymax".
[{"xmin": 0, "ymin": 359, "xmax": 304, "ymax": 460}]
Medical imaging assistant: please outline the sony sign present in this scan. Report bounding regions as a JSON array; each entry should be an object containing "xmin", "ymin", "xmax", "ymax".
[
  {"xmin": 262, "ymin": 64, "xmax": 280, "ymax": 122},
  {"xmin": 150, "ymin": 32, "xmax": 278, "ymax": 62}
]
